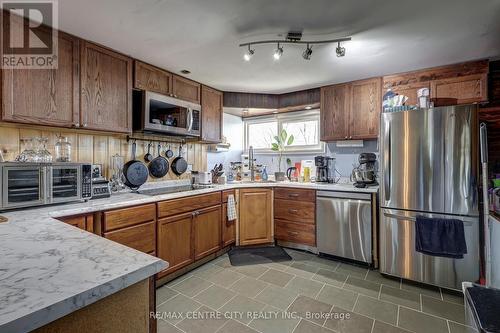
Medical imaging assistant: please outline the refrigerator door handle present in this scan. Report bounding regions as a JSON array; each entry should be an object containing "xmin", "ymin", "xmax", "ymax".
[
  {"xmin": 383, "ymin": 211, "xmax": 475, "ymax": 226},
  {"xmin": 384, "ymin": 123, "xmax": 391, "ymax": 202}
]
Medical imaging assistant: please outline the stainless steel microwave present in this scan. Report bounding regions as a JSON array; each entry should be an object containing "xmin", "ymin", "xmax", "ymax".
[
  {"xmin": 133, "ymin": 90, "xmax": 201, "ymax": 137},
  {"xmin": 0, "ymin": 162, "xmax": 92, "ymax": 211}
]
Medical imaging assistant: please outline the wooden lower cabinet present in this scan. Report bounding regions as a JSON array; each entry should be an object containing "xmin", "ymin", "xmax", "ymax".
[
  {"xmin": 194, "ymin": 205, "xmax": 221, "ymax": 260},
  {"xmin": 157, "ymin": 212, "xmax": 194, "ymax": 276},
  {"xmin": 222, "ymin": 202, "xmax": 236, "ymax": 247},
  {"xmin": 103, "ymin": 222, "xmax": 156, "ymax": 253},
  {"xmin": 239, "ymin": 188, "xmax": 273, "ymax": 246},
  {"xmin": 58, "ymin": 214, "xmax": 94, "ymax": 233},
  {"xmin": 275, "ymin": 220, "xmax": 316, "ymax": 247}
]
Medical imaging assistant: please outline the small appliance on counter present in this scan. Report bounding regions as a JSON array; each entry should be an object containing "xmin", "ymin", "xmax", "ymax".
[
  {"xmin": 91, "ymin": 164, "xmax": 111, "ymax": 199},
  {"xmin": 351, "ymin": 153, "xmax": 378, "ymax": 188},
  {"xmin": 192, "ymin": 171, "xmax": 212, "ymax": 185},
  {"xmin": 315, "ymin": 156, "xmax": 340, "ymax": 183},
  {"xmin": 0, "ymin": 162, "xmax": 92, "ymax": 211}
]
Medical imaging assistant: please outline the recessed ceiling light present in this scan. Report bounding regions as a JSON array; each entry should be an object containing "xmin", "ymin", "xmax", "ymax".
[{"xmin": 180, "ymin": 69, "xmax": 191, "ymax": 74}]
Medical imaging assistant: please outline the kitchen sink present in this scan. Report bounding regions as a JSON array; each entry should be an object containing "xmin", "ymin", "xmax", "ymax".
[{"xmin": 136, "ymin": 185, "xmax": 195, "ymax": 196}]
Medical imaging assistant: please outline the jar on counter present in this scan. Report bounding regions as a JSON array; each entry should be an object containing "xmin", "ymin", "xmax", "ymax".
[{"xmin": 55, "ymin": 136, "xmax": 72, "ymax": 162}]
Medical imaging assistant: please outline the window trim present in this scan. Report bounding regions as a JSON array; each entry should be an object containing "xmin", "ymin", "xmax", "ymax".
[{"xmin": 244, "ymin": 109, "xmax": 325, "ymax": 154}]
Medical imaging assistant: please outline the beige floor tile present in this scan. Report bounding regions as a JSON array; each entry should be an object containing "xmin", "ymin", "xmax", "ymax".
[
  {"xmin": 287, "ymin": 295, "xmax": 333, "ymax": 326},
  {"xmin": 232, "ymin": 264, "xmax": 270, "ymax": 278},
  {"xmin": 316, "ymin": 284, "xmax": 358, "ymax": 310},
  {"xmin": 336, "ymin": 263, "xmax": 368, "ymax": 278},
  {"xmin": 309, "ymin": 256, "xmax": 341, "ymax": 271},
  {"xmin": 214, "ymin": 256, "xmax": 233, "ymax": 268},
  {"xmin": 259, "ymin": 268, "xmax": 294, "ymax": 287},
  {"xmin": 190, "ymin": 263, "xmax": 224, "ymax": 280},
  {"xmin": 248, "ymin": 305, "xmax": 300, "ymax": 333},
  {"xmin": 219, "ymin": 295, "xmax": 266, "ymax": 324},
  {"xmin": 255, "ymin": 285, "xmax": 298, "ymax": 310},
  {"xmin": 284, "ymin": 248, "xmax": 315, "ymax": 261},
  {"xmin": 325, "ymin": 306, "xmax": 374, "ymax": 333},
  {"xmin": 157, "ymin": 294, "xmax": 202, "ymax": 324},
  {"xmin": 421, "ymin": 295, "xmax": 466, "ymax": 324},
  {"xmin": 380, "ymin": 285, "xmax": 421, "ymax": 310},
  {"xmin": 343, "ymin": 276, "xmax": 381, "ymax": 298},
  {"xmin": 353, "ymin": 295, "xmax": 398, "ymax": 325},
  {"xmin": 230, "ymin": 276, "xmax": 269, "ymax": 297},
  {"xmin": 312, "ymin": 268, "xmax": 348, "ymax": 287},
  {"xmin": 263, "ymin": 261, "xmax": 294, "ymax": 271},
  {"xmin": 398, "ymin": 306, "xmax": 449, "ymax": 333},
  {"xmin": 284, "ymin": 276, "xmax": 324, "ymax": 298},
  {"xmin": 170, "ymin": 276, "xmax": 213, "ymax": 297},
  {"xmin": 193, "ymin": 285, "xmax": 237, "ymax": 309},
  {"xmin": 176, "ymin": 306, "xmax": 228, "ymax": 333},
  {"xmin": 157, "ymin": 319, "xmax": 183, "ymax": 333},
  {"xmin": 442, "ymin": 289, "xmax": 465, "ymax": 305}
]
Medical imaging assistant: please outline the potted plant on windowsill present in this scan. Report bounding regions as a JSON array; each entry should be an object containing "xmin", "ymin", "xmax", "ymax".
[{"xmin": 271, "ymin": 129, "xmax": 294, "ymax": 181}]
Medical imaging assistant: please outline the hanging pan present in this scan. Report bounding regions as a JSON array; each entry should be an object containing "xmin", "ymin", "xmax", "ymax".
[
  {"xmin": 122, "ymin": 141, "xmax": 148, "ymax": 190},
  {"xmin": 171, "ymin": 144, "xmax": 188, "ymax": 176},
  {"xmin": 149, "ymin": 143, "xmax": 169, "ymax": 178}
]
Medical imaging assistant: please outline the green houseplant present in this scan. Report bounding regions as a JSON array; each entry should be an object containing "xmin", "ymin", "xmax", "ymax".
[{"xmin": 271, "ymin": 129, "xmax": 294, "ymax": 181}]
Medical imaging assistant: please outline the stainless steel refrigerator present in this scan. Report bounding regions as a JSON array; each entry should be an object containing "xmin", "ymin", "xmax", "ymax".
[{"xmin": 379, "ymin": 105, "xmax": 480, "ymax": 290}]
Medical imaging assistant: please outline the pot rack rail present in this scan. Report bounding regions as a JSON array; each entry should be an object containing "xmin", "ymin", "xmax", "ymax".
[{"xmin": 126, "ymin": 133, "xmax": 188, "ymax": 145}]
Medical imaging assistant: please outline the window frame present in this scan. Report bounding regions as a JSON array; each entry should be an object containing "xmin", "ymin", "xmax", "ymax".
[{"xmin": 243, "ymin": 109, "xmax": 325, "ymax": 154}]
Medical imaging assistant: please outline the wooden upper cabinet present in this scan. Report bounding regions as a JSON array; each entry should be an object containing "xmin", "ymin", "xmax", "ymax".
[
  {"xmin": 194, "ymin": 205, "xmax": 221, "ymax": 260},
  {"xmin": 157, "ymin": 212, "xmax": 194, "ymax": 276},
  {"xmin": 172, "ymin": 75, "xmax": 201, "ymax": 103},
  {"xmin": 349, "ymin": 78, "xmax": 382, "ymax": 140},
  {"xmin": 239, "ymin": 188, "xmax": 273, "ymax": 246},
  {"xmin": 430, "ymin": 74, "xmax": 488, "ymax": 106},
  {"xmin": 134, "ymin": 61, "xmax": 172, "ymax": 95},
  {"xmin": 320, "ymin": 84, "xmax": 350, "ymax": 141},
  {"xmin": 80, "ymin": 41, "xmax": 132, "ymax": 133},
  {"xmin": 201, "ymin": 85, "xmax": 223, "ymax": 143},
  {"xmin": 1, "ymin": 30, "xmax": 80, "ymax": 127}
]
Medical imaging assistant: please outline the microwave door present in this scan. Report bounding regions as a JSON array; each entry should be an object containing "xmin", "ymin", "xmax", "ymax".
[
  {"xmin": 2, "ymin": 166, "xmax": 45, "ymax": 209},
  {"xmin": 50, "ymin": 165, "xmax": 81, "ymax": 203}
]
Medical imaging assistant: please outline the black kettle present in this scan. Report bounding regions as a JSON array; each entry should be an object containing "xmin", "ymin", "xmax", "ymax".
[{"xmin": 286, "ymin": 167, "xmax": 297, "ymax": 181}]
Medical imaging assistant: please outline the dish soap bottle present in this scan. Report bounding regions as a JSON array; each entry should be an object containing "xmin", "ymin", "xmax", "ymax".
[{"xmin": 262, "ymin": 166, "xmax": 268, "ymax": 181}]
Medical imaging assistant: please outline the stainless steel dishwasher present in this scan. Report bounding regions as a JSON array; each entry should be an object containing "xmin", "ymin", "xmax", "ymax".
[{"xmin": 316, "ymin": 191, "xmax": 372, "ymax": 264}]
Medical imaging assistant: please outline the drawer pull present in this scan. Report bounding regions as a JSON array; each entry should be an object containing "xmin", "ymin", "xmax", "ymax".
[
  {"xmin": 288, "ymin": 209, "xmax": 298, "ymax": 214},
  {"xmin": 288, "ymin": 193, "xmax": 299, "ymax": 198},
  {"xmin": 288, "ymin": 231, "xmax": 299, "ymax": 236}
]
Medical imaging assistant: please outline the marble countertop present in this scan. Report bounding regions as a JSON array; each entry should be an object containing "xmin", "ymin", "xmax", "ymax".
[{"xmin": 0, "ymin": 180, "xmax": 376, "ymax": 332}]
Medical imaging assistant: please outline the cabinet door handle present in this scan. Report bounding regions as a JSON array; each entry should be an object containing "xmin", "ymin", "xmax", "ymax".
[
  {"xmin": 73, "ymin": 123, "xmax": 80, "ymax": 128},
  {"xmin": 288, "ymin": 231, "xmax": 299, "ymax": 236},
  {"xmin": 344, "ymin": 136, "xmax": 348, "ymax": 139},
  {"xmin": 349, "ymin": 136, "xmax": 352, "ymax": 139},
  {"xmin": 288, "ymin": 193, "xmax": 299, "ymax": 198},
  {"xmin": 288, "ymin": 209, "xmax": 298, "ymax": 214}
]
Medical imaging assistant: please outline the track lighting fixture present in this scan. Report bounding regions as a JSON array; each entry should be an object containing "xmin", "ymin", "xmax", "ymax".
[
  {"xmin": 239, "ymin": 33, "xmax": 350, "ymax": 62},
  {"xmin": 273, "ymin": 43, "xmax": 283, "ymax": 60},
  {"xmin": 336, "ymin": 42, "xmax": 346, "ymax": 57},
  {"xmin": 302, "ymin": 44, "xmax": 312, "ymax": 60},
  {"xmin": 243, "ymin": 45, "xmax": 254, "ymax": 61}
]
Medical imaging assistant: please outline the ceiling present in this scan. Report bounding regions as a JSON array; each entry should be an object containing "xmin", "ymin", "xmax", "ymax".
[{"xmin": 58, "ymin": 0, "xmax": 500, "ymax": 94}]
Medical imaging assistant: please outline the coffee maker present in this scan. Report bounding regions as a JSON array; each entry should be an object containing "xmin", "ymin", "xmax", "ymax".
[
  {"xmin": 315, "ymin": 156, "xmax": 338, "ymax": 183},
  {"xmin": 351, "ymin": 153, "xmax": 378, "ymax": 188}
]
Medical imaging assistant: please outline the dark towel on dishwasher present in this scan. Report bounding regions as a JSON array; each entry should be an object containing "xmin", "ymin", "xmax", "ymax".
[{"xmin": 415, "ymin": 216, "xmax": 467, "ymax": 259}]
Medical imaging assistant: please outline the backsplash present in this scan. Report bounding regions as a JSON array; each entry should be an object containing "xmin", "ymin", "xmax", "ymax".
[{"xmin": 0, "ymin": 123, "xmax": 207, "ymax": 182}]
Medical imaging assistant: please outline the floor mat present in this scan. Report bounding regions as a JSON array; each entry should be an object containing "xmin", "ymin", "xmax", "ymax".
[{"xmin": 228, "ymin": 246, "xmax": 292, "ymax": 266}]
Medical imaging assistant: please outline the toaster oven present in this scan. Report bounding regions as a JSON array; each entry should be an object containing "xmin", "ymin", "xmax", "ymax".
[{"xmin": 0, "ymin": 162, "xmax": 92, "ymax": 211}]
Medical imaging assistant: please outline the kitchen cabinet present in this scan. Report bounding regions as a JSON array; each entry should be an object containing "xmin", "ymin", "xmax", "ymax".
[
  {"xmin": 134, "ymin": 61, "xmax": 172, "ymax": 96},
  {"xmin": 172, "ymin": 75, "xmax": 201, "ymax": 104},
  {"xmin": 222, "ymin": 190, "xmax": 236, "ymax": 247},
  {"xmin": 157, "ymin": 212, "xmax": 194, "ymax": 276},
  {"xmin": 389, "ymin": 82, "xmax": 430, "ymax": 107},
  {"xmin": 320, "ymin": 78, "xmax": 381, "ymax": 141},
  {"xmin": 80, "ymin": 41, "xmax": 133, "ymax": 133},
  {"xmin": 58, "ymin": 214, "xmax": 94, "ymax": 233},
  {"xmin": 102, "ymin": 204, "xmax": 156, "ymax": 254},
  {"xmin": 194, "ymin": 205, "xmax": 222, "ymax": 260},
  {"xmin": 1, "ymin": 30, "xmax": 80, "ymax": 128},
  {"xmin": 201, "ymin": 85, "xmax": 223, "ymax": 143},
  {"xmin": 239, "ymin": 188, "xmax": 273, "ymax": 246},
  {"xmin": 430, "ymin": 74, "xmax": 488, "ymax": 106},
  {"xmin": 320, "ymin": 84, "xmax": 350, "ymax": 141},
  {"xmin": 273, "ymin": 188, "xmax": 316, "ymax": 247}
]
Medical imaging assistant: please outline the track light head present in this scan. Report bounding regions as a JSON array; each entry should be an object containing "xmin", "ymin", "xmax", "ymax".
[
  {"xmin": 336, "ymin": 42, "xmax": 346, "ymax": 57},
  {"xmin": 243, "ymin": 45, "xmax": 255, "ymax": 61},
  {"xmin": 273, "ymin": 43, "xmax": 283, "ymax": 60},
  {"xmin": 302, "ymin": 44, "xmax": 312, "ymax": 60}
]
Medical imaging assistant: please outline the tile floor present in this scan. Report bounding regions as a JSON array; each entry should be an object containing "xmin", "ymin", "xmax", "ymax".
[{"xmin": 155, "ymin": 249, "xmax": 476, "ymax": 333}]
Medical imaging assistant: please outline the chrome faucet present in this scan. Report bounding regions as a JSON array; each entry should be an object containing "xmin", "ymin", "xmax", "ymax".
[{"xmin": 249, "ymin": 146, "xmax": 255, "ymax": 182}]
